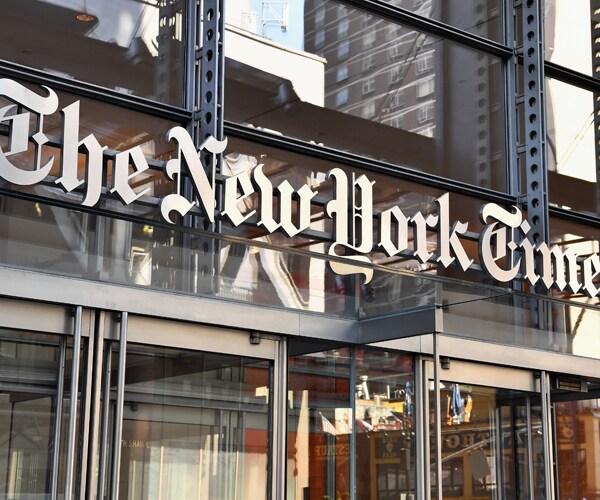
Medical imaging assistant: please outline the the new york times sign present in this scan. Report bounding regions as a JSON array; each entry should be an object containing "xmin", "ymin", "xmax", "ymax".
[{"xmin": 1, "ymin": 79, "xmax": 599, "ymax": 297}]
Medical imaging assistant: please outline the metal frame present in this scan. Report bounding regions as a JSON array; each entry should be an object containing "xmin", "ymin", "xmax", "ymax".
[
  {"xmin": 519, "ymin": 0, "xmax": 549, "ymax": 248},
  {"xmin": 64, "ymin": 306, "xmax": 82, "ymax": 500},
  {"xmin": 1, "ymin": 0, "xmax": 600, "ymax": 498},
  {"xmin": 110, "ymin": 311, "xmax": 128, "ymax": 500}
]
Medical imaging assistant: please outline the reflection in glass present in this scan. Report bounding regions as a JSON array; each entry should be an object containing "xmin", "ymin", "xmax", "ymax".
[
  {"xmin": 555, "ymin": 393, "xmax": 600, "ymax": 499},
  {"xmin": 0, "ymin": 0, "xmax": 185, "ymax": 105},
  {"xmin": 116, "ymin": 345, "xmax": 271, "ymax": 499},
  {"xmin": 355, "ymin": 349, "xmax": 416, "ymax": 499},
  {"xmin": 429, "ymin": 382, "xmax": 542, "ymax": 499},
  {"xmin": 544, "ymin": 1, "xmax": 596, "ymax": 77},
  {"xmin": 287, "ymin": 346, "xmax": 351, "ymax": 500},
  {"xmin": 225, "ymin": 0, "xmax": 507, "ymax": 190},
  {"xmin": 0, "ymin": 331, "xmax": 82, "ymax": 498},
  {"xmin": 545, "ymin": 78, "xmax": 599, "ymax": 214},
  {"xmin": 381, "ymin": 0, "xmax": 503, "ymax": 42}
]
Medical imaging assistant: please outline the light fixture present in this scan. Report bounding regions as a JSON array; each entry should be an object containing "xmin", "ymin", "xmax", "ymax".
[
  {"xmin": 76, "ymin": 13, "xmax": 95, "ymax": 22},
  {"xmin": 76, "ymin": 0, "xmax": 95, "ymax": 22}
]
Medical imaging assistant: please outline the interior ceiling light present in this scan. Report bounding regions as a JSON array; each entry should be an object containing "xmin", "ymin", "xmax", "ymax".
[
  {"xmin": 76, "ymin": 0, "xmax": 94, "ymax": 22},
  {"xmin": 76, "ymin": 13, "xmax": 95, "ymax": 22}
]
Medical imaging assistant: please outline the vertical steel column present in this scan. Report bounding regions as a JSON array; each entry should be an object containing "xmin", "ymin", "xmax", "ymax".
[
  {"xmin": 272, "ymin": 338, "xmax": 288, "ymax": 500},
  {"xmin": 520, "ymin": 0, "xmax": 549, "ymax": 246},
  {"xmin": 65, "ymin": 306, "xmax": 83, "ymax": 500},
  {"xmin": 192, "ymin": 0, "xmax": 225, "ymax": 294},
  {"xmin": 110, "ymin": 312, "xmax": 128, "ymax": 500},
  {"xmin": 540, "ymin": 371, "xmax": 555, "ymax": 500},
  {"xmin": 50, "ymin": 335, "xmax": 67, "ymax": 500}
]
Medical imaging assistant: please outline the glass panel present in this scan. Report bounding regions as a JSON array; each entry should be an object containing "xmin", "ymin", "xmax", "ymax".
[
  {"xmin": 287, "ymin": 345, "xmax": 351, "ymax": 500},
  {"xmin": 222, "ymin": 137, "xmax": 488, "ymax": 277},
  {"xmin": 0, "ymin": 331, "xmax": 61, "ymax": 497},
  {"xmin": 555, "ymin": 391, "xmax": 600, "ymax": 499},
  {"xmin": 545, "ymin": 78, "xmax": 600, "ymax": 215},
  {"xmin": 0, "ymin": 330, "xmax": 83, "ymax": 499},
  {"xmin": 544, "ymin": 0, "xmax": 598, "ymax": 78},
  {"xmin": 0, "ymin": 0, "xmax": 186, "ymax": 105},
  {"xmin": 355, "ymin": 348, "xmax": 416, "ymax": 499},
  {"xmin": 0, "ymin": 80, "xmax": 180, "ymax": 213},
  {"xmin": 225, "ymin": 0, "xmax": 507, "ymax": 191},
  {"xmin": 381, "ymin": 0, "xmax": 504, "ymax": 42},
  {"xmin": 116, "ymin": 344, "xmax": 271, "ymax": 500},
  {"xmin": 429, "ymin": 382, "xmax": 539, "ymax": 499}
]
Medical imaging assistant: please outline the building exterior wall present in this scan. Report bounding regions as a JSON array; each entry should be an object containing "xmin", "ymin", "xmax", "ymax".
[{"xmin": 0, "ymin": 0, "xmax": 600, "ymax": 499}]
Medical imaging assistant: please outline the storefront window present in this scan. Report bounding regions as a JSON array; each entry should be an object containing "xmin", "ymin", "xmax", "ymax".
[
  {"xmin": 545, "ymin": 78, "xmax": 599, "ymax": 215},
  {"xmin": 0, "ymin": 0, "xmax": 186, "ymax": 105},
  {"xmin": 544, "ymin": 0, "xmax": 598, "ymax": 78},
  {"xmin": 287, "ymin": 346, "xmax": 415, "ymax": 500},
  {"xmin": 429, "ymin": 382, "xmax": 545, "ymax": 499},
  {"xmin": 287, "ymin": 345, "xmax": 351, "ymax": 500},
  {"xmin": 555, "ymin": 393, "xmax": 600, "ymax": 499},
  {"xmin": 113, "ymin": 345, "xmax": 271, "ymax": 499},
  {"xmin": 355, "ymin": 348, "xmax": 416, "ymax": 499},
  {"xmin": 0, "ymin": 330, "xmax": 83, "ymax": 498},
  {"xmin": 225, "ymin": 0, "xmax": 507, "ymax": 191}
]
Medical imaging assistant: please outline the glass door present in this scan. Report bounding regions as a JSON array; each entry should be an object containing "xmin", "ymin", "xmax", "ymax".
[
  {"xmin": 99, "ymin": 315, "xmax": 278, "ymax": 500},
  {"xmin": 116, "ymin": 345, "xmax": 271, "ymax": 500},
  {"xmin": 427, "ymin": 361, "xmax": 545, "ymax": 500}
]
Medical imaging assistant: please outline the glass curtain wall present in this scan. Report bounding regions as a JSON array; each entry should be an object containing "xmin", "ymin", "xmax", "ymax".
[
  {"xmin": 287, "ymin": 345, "xmax": 415, "ymax": 500},
  {"xmin": 105, "ymin": 344, "xmax": 272, "ymax": 500},
  {"xmin": 429, "ymin": 381, "xmax": 545, "ymax": 500},
  {"xmin": 0, "ymin": 330, "xmax": 85, "ymax": 499}
]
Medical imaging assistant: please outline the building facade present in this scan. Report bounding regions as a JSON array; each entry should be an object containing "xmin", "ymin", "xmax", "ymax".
[{"xmin": 0, "ymin": 0, "xmax": 599, "ymax": 499}]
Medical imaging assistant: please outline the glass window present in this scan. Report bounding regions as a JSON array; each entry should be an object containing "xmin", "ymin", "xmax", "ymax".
[
  {"xmin": 362, "ymin": 78, "xmax": 376, "ymax": 95},
  {"xmin": 337, "ymin": 16, "xmax": 349, "ymax": 36},
  {"xmin": 383, "ymin": 0, "xmax": 504, "ymax": 42},
  {"xmin": 315, "ymin": 29, "xmax": 325, "ymax": 48},
  {"xmin": 336, "ymin": 65, "xmax": 348, "ymax": 82},
  {"xmin": 116, "ymin": 345, "xmax": 271, "ymax": 499},
  {"xmin": 555, "ymin": 393, "xmax": 600, "ymax": 500},
  {"xmin": 416, "ymin": 77, "xmax": 435, "ymax": 98},
  {"xmin": 335, "ymin": 87, "xmax": 349, "ymax": 106},
  {"xmin": 219, "ymin": 136, "xmax": 493, "ymax": 315},
  {"xmin": 545, "ymin": 78, "xmax": 599, "ymax": 215},
  {"xmin": 287, "ymin": 345, "xmax": 351, "ymax": 500},
  {"xmin": 0, "ymin": 80, "xmax": 180, "ymax": 219},
  {"xmin": 362, "ymin": 28, "xmax": 377, "ymax": 49},
  {"xmin": 416, "ymin": 54, "xmax": 433, "ymax": 74},
  {"xmin": 0, "ymin": 0, "xmax": 185, "ymax": 105},
  {"xmin": 429, "ymin": 382, "xmax": 544, "ymax": 499},
  {"xmin": 225, "ymin": 0, "xmax": 508, "ymax": 190},
  {"xmin": 0, "ymin": 330, "xmax": 83, "ymax": 499},
  {"xmin": 549, "ymin": 217, "xmax": 600, "ymax": 308},
  {"xmin": 355, "ymin": 348, "xmax": 416, "ymax": 499},
  {"xmin": 362, "ymin": 101, "xmax": 376, "ymax": 118},
  {"xmin": 390, "ymin": 90, "xmax": 404, "ymax": 109},
  {"xmin": 315, "ymin": 5, "xmax": 326, "ymax": 26},
  {"xmin": 544, "ymin": 0, "xmax": 598, "ymax": 77},
  {"xmin": 337, "ymin": 39, "xmax": 350, "ymax": 59}
]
